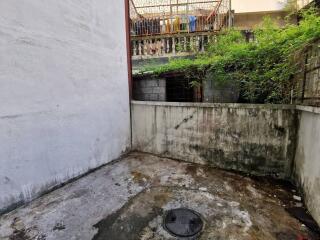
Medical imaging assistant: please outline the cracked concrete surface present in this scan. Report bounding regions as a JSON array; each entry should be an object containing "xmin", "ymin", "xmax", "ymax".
[{"xmin": 0, "ymin": 153, "xmax": 318, "ymax": 240}]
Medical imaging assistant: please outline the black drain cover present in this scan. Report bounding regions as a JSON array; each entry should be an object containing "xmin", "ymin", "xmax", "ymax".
[{"xmin": 163, "ymin": 208, "xmax": 203, "ymax": 237}]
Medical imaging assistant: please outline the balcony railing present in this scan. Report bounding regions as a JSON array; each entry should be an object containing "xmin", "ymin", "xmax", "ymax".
[{"xmin": 131, "ymin": 32, "xmax": 216, "ymax": 59}]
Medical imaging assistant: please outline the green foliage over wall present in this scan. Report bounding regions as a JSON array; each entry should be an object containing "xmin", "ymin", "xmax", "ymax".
[{"xmin": 142, "ymin": 9, "xmax": 320, "ymax": 103}]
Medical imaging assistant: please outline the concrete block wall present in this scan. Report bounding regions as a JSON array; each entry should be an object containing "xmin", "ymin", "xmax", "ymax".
[
  {"xmin": 132, "ymin": 101, "xmax": 297, "ymax": 178},
  {"xmin": 0, "ymin": 0, "xmax": 131, "ymax": 213},
  {"xmin": 203, "ymin": 73, "xmax": 240, "ymax": 103},
  {"xmin": 133, "ymin": 78, "xmax": 166, "ymax": 101}
]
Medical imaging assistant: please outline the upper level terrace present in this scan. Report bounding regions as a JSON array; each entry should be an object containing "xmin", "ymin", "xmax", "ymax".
[{"xmin": 129, "ymin": 0, "xmax": 232, "ymax": 59}]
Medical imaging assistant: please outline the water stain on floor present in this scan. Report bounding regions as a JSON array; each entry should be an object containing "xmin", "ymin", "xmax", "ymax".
[{"xmin": 93, "ymin": 188, "xmax": 170, "ymax": 240}]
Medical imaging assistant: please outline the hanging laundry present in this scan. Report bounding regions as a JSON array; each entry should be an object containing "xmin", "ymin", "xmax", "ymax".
[
  {"xmin": 134, "ymin": 20, "xmax": 141, "ymax": 35},
  {"xmin": 196, "ymin": 16, "xmax": 206, "ymax": 31},
  {"xmin": 156, "ymin": 18, "xmax": 161, "ymax": 34},
  {"xmin": 151, "ymin": 18, "xmax": 154, "ymax": 34},
  {"xmin": 188, "ymin": 16, "xmax": 197, "ymax": 32},
  {"xmin": 173, "ymin": 17, "xmax": 180, "ymax": 32},
  {"xmin": 152, "ymin": 18, "xmax": 156, "ymax": 34},
  {"xmin": 142, "ymin": 19, "xmax": 146, "ymax": 35},
  {"xmin": 138, "ymin": 20, "xmax": 143, "ymax": 35},
  {"xmin": 161, "ymin": 20, "xmax": 166, "ymax": 33},
  {"xmin": 166, "ymin": 20, "xmax": 171, "ymax": 33},
  {"xmin": 131, "ymin": 20, "xmax": 136, "ymax": 35},
  {"xmin": 155, "ymin": 18, "xmax": 159, "ymax": 34},
  {"xmin": 147, "ymin": 19, "xmax": 152, "ymax": 35},
  {"xmin": 180, "ymin": 16, "xmax": 188, "ymax": 31},
  {"xmin": 136, "ymin": 20, "xmax": 140, "ymax": 35}
]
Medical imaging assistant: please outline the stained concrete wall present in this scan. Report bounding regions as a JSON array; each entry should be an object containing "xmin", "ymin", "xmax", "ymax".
[
  {"xmin": 132, "ymin": 101, "xmax": 297, "ymax": 178},
  {"xmin": 294, "ymin": 106, "xmax": 320, "ymax": 225},
  {"xmin": 0, "ymin": 1, "xmax": 130, "ymax": 213}
]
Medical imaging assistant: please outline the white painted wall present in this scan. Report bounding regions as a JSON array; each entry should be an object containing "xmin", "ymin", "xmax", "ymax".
[
  {"xmin": 232, "ymin": 0, "xmax": 285, "ymax": 13},
  {"xmin": 297, "ymin": 0, "xmax": 313, "ymax": 9},
  {"xmin": 294, "ymin": 106, "xmax": 320, "ymax": 225},
  {"xmin": 0, "ymin": 0, "xmax": 131, "ymax": 212}
]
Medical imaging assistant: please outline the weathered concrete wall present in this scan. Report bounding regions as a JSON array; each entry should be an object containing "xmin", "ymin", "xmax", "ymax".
[
  {"xmin": 0, "ymin": 1, "xmax": 131, "ymax": 212},
  {"xmin": 132, "ymin": 101, "xmax": 297, "ymax": 178},
  {"xmin": 294, "ymin": 106, "xmax": 320, "ymax": 225},
  {"xmin": 133, "ymin": 77, "xmax": 166, "ymax": 101}
]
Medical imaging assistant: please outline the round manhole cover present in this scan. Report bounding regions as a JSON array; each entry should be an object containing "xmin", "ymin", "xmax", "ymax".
[{"xmin": 163, "ymin": 208, "xmax": 203, "ymax": 237}]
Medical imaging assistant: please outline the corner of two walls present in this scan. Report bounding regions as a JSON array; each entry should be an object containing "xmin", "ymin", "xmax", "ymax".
[
  {"xmin": 130, "ymin": 101, "xmax": 320, "ymax": 225},
  {"xmin": 0, "ymin": 0, "xmax": 131, "ymax": 214}
]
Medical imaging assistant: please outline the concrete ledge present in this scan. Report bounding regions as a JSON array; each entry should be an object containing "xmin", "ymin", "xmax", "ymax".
[
  {"xmin": 131, "ymin": 100, "xmax": 296, "ymax": 110},
  {"xmin": 296, "ymin": 105, "xmax": 320, "ymax": 114}
]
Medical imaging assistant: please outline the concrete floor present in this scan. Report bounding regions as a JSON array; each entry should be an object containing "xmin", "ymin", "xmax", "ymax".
[{"xmin": 0, "ymin": 153, "xmax": 318, "ymax": 240}]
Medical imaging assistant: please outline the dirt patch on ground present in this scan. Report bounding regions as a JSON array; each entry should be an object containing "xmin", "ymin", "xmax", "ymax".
[{"xmin": 131, "ymin": 171, "xmax": 152, "ymax": 186}]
